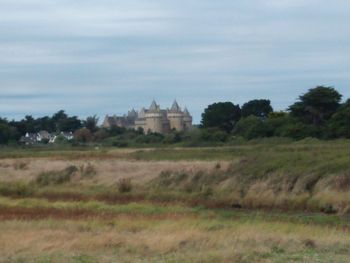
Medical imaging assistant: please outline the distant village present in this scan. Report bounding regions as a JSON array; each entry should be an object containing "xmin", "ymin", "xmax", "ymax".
[
  {"xmin": 19, "ymin": 131, "xmax": 74, "ymax": 145},
  {"xmin": 19, "ymin": 100, "xmax": 192, "ymax": 145}
]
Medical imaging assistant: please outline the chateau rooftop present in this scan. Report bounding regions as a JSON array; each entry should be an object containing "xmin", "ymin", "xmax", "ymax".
[{"xmin": 103, "ymin": 100, "xmax": 192, "ymax": 134}]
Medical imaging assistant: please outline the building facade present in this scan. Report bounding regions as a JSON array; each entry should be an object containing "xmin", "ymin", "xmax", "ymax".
[{"xmin": 102, "ymin": 100, "xmax": 193, "ymax": 134}]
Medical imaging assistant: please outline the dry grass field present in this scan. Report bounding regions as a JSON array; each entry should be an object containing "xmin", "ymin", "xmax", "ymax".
[{"xmin": 0, "ymin": 142, "xmax": 350, "ymax": 262}]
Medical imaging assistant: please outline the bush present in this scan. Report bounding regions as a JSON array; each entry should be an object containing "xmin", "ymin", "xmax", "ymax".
[
  {"xmin": 117, "ymin": 178, "xmax": 133, "ymax": 193},
  {"xmin": 163, "ymin": 131, "xmax": 182, "ymax": 144},
  {"xmin": 112, "ymin": 141, "xmax": 128, "ymax": 148},
  {"xmin": 279, "ymin": 122, "xmax": 325, "ymax": 140},
  {"xmin": 80, "ymin": 163, "xmax": 97, "ymax": 178},
  {"xmin": 328, "ymin": 99, "xmax": 350, "ymax": 138},
  {"xmin": 35, "ymin": 165, "xmax": 78, "ymax": 186},
  {"xmin": 0, "ymin": 181, "xmax": 33, "ymax": 197},
  {"xmin": 74, "ymin": 128, "xmax": 93, "ymax": 143},
  {"xmin": 233, "ymin": 116, "xmax": 272, "ymax": 140},
  {"xmin": 135, "ymin": 133, "xmax": 164, "ymax": 144},
  {"xmin": 200, "ymin": 128, "xmax": 229, "ymax": 142}
]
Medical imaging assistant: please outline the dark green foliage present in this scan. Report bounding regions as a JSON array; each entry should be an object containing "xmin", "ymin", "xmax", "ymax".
[
  {"xmin": 328, "ymin": 99, "xmax": 350, "ymax": 138},
  {"xmin": 233, "ymin": 116, "xmax": 273, "ymax": 140},
  {"xmin": 6, "ymin": 110, "xmax": 82, "ymax": 139},
  {"xmin": 289, "ymin": 86, "xmax": 342, "ymax": 126},
  {"xmin": 264, "ymin": 113, "xmax": 294, "ymax": 137},
  {"xmin": 279, "ymin": 122, "xmax": 324, "ymax": 140},
  {"xmin": 35, "ymin": 165, "xmax": 78, "ymax": 186},
  {"xmin": 83, "ymin": 115, "xmax": 99, "ymax": 132},
  {"xmin": 134, "ymin": 133, "xmax": 164, "ymax": 144},
  {"xmin": 0, "ymin": 118, "xmax": 19, "ymax": 144},
  {"xmin": 241, "ymin": 99, "xmax": 273, "ymax": 118},
  {"xmin": 201, "ymin": 102, "xmax": 241, "ymax": 132},
  {"xmin": 112, "ymin": 141, "xmax": 129, "ymax": 148},
  {"xmin": 200, "ymin": 128, "xmax": 229, "ymax": 142},
  {"xmin": 163, "ymin": 131, "xmax": 182, "ymax": 144},
  {"xmin": 0, "ymin": 123, "xmax": 12, "ymax": 144},
  {"xmin": 52, "ymin": 110, "xmax": 82, "ymax": 132}
]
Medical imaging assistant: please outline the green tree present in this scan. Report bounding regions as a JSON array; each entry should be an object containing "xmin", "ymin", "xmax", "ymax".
[
  {"xmin": 201, "ymin": 102, "xmax": 241, "ymax": 133},
  {"xmin": 279, "ymin": 122, "xmax": 324, "ymax": 140},
  {"xmin": 52, "ymin": 110, "xmax": 82, "ymax": 132},
  {"xmin": 289, "ymin": 86, "xmax": 342, "ymax": 126},
  {"xmin": 233, "ymin": 116, "xmax": 272, "ymax": 140},
  {"xmin": 0, "ymin": 123, "xmax": 12, "ymax": 144},
  {"xmin": 241, "ymin": 99, "xmax": 273, "ymax": 118},
  {"xmin": 83, "ymin": 115, "xmax": 99, "ymax": 132},
  {"xmin": 23, "ymin": 115, "xmax": 36, "ymax": 133},
  {"xmin": 328, "ymin": 99, "xmax": 350, "ymax": 138},
  {"xmin": 58, "ymin": 117, "xmax": 82, "ymax": 132},
  {"xmin": 265, "ymin": 112, "xmax": 294, "ymax": 137}
]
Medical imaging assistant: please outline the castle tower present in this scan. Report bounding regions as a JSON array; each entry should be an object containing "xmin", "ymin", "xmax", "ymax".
[
  {"xmin": 127, "ymin": 108, "xmax": 138, "ymax": 119},
  {"xmin": 145, "ymin": 100, "xmax": 163, "ymax": 133},
  {"xmin": 134, "ymin": 107, "xmax": 147, "ymax": 131},
  {"xmin": 168, "ymin": 100, "xmax": 184, "ymax": 131},
  {"xmin": 183, "ymin": 107, "xmax": 193, "ymax": 131}
]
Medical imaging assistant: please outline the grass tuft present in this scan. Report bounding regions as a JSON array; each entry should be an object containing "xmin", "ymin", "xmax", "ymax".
[
  {"xmin": 117, "ymin": 178, "xmax": 133, "ymax": 193},
  {"xmin": 35, "ymin": 166, "xmax": 78, "ymax": 186}
]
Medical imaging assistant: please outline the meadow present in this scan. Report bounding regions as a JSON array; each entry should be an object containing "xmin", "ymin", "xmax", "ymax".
[{"xmin": 0, "ymin": 139, "xmax": 350, "ymax": 262}]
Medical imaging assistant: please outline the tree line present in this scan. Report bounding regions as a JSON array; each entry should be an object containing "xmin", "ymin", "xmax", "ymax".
[
  {"xmin": 0, "ymin": 85, "xmax": 349, "ymax": 145},
  {"xmin": 201, "ymin": 86, "xmax": 350, "ymax": 140}
]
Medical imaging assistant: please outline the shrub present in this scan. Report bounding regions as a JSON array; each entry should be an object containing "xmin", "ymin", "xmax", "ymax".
[
  {"xmin": 74, "ymin": 128, "xmax": 93, "ymax": 143},
  {"xmin": 200, "ymin": 128, "xmax": 229, "ymax": 142},
  {"xmin": 117, "ymin": 178, "xmax": 132, "ymax": 193},
  {"xmin": 135, "ymin": 133, "xmax": 164, "ymax": 144},
  {"xmin": 80, "ymin": 163, "xmax": 97, "ymax": 178},
  {"xmin": 112, "ymin": 141, "xmax": 128, "ymax": 148},
  {"xmin": 35, "ymin": 165, "xmax": 78, "ymax": 186},
  {"xmin": 163, "ymin": 131, "xmax": 182, "ymax": 144},
  {"xmin": 233, "ymin": 116, "xmax": 272, "ymax": 140},
  {"xmin": 303, "ymin": 239, "xmax": 317, "ymax": 249},
  {"xmin": 0, "ymin": 181, "xmax": 33, "ymax": 197}
]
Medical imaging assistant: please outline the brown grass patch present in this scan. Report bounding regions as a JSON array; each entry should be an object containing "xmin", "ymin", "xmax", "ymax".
[{"xmin": 0, "ymin": 207, "xmax": 195, "ymax": 221}]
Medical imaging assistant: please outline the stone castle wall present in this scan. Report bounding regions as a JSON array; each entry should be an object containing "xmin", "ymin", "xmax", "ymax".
[
  {"xmin": 103, "ymin": 100, "xmax": 192, "ymax": 134},
  {"xmin": 167, "ymin": 112, "xmax": 184, "ymax": 131}
]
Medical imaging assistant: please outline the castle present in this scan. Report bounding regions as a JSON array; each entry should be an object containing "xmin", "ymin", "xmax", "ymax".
[{"xmin": 102, "ymin": 100, "xmax": 193, "ymax": 134}]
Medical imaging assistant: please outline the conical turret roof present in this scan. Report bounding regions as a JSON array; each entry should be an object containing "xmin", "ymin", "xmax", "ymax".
[
  {"xmin": 138, "ymin": 107, "xmax": 146, "ymax": 118},
  {"xmin": 149, "ymin": 100, "xmax": 160, "ymax": 112},
  {"xmin": 171, "ymin": 100, "xmax": 181, "ymax": 112},
  {"xmin": 128, "ymin": 108, "xmax": 137, "ymax": 118},
  {"xmin": 183, "ymin": 107, "xmax": 191, "ymax": 116}
]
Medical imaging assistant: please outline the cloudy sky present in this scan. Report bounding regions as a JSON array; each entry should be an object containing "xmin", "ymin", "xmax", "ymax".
[{"xmin": 1, "ymin": 0, "xmax": 349, "ymax": 123}]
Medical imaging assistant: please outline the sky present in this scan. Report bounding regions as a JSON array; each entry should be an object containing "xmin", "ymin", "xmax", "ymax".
[{"xmin": 0, "ymin": 0, "xmax": 349, "ymax": 123}]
